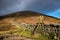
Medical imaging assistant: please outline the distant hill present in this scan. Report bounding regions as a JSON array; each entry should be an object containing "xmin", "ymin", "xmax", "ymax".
[{"xmin": 0, "ymin": 11, "xmax": 60, "ymax": 25}]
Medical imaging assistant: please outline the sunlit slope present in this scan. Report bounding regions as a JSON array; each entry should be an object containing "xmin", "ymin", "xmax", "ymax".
[
  {"xmin": 0, "ymin": 11, "xmax": 60, "ymax": 40},
  {"xmin": 0, "ymin": 11, "xmax": 60, "ymax": 34},
  {"xmin": 1, "ymin": 11, "xmax": 60, "ymax": 24}
]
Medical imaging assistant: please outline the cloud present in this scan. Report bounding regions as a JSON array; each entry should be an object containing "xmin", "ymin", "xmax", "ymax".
[
  {"xmin": 26, "ymin": 0, "xmax": 60, "ymax": 13},
  {"xmin": 0, "ymin": 0, "xmax": 60, "ymax": 16},
  {"xmin": 0, "ymin": 0, "xmax": 33, "ymax": 16}
]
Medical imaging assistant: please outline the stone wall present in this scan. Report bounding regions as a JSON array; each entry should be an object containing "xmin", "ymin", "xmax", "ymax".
[{"xmin": 19, "ymin": 23, "xmax": 60, "ymax": 40}]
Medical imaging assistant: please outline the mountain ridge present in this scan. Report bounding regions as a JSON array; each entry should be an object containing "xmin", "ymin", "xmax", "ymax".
[
  {"xmin": 0, "ymin": 11, "xmax": 60, "ymax": 20},
  {"xmin": 0, "ymin": 11, "xmax": 60, "ymax": 25}
]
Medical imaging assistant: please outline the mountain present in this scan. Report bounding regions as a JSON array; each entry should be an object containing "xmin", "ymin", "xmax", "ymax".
[
  {"xmin": 0, "ymin": 11, "xmax": 60, "ymax": 40},
  {"xmin": 0, "ymin": 11, "xmax": 60, "ymax": 25}
]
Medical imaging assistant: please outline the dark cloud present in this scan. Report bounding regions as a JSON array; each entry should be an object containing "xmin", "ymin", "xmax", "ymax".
[
  {"xmin": 0, "ymin": 0, "xmax": 21, "ymax": 10},
  {"xmin": 26, "ymin": 0, "xmax": 60, "ymax": 13},
  {"xmin": 0, "ymin": 0, "xmax": 60, "ymax": 16},
  {"xmin": 0, "ymin": 0, "xmax": 33, "ymax": 16}
]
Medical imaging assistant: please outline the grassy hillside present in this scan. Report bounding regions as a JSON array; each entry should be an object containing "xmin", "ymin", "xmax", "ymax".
[
  {"xmin": 0, "ymin": 11, "xmax": 60, "ymax": 40},
  {"xmin": 0, "ymin": 11, "xmax": 60, "ymax": 24}
]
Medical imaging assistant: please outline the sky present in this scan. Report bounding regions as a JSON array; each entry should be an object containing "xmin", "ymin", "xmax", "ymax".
[{"xmin": 0, "ymin": 0, "xmax": 60, "ymax": 18}]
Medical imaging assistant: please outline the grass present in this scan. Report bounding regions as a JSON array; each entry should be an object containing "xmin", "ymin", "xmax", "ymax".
[
  {"xmin": 33, "ymin": 33, "xmax": 49, "ymax": 40},
  {"xmin": 0, "ymin": 25, "xmax": 20, "ymax": 35},
  {"xmin": 17, "ymin": 26, "xmax": 50, "ymax": 40},
  {"xmin": 21, "ymin": 30, "xmax": 31, "ymax": 37},
  {"xmin": 17, "ymin": 27, "xmax": 32, "ymax": 37},
  {"xmin": 0, "ymin": 25, "xmax": 51, "ymax": 40}
]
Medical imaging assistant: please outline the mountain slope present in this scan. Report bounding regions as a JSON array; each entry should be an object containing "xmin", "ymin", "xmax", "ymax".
[
  {"xmin": 0, "ymin": 11, "xmax": 60, "ymax": 25},
  {"xmin": 0, "ymin": 11, "xmax": 60, "ymax": 40}
]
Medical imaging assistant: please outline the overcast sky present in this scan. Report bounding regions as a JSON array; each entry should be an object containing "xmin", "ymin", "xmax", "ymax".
[{"xmin": 0, "ymin": 0, "xmax": 60, "ymax": 18}]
